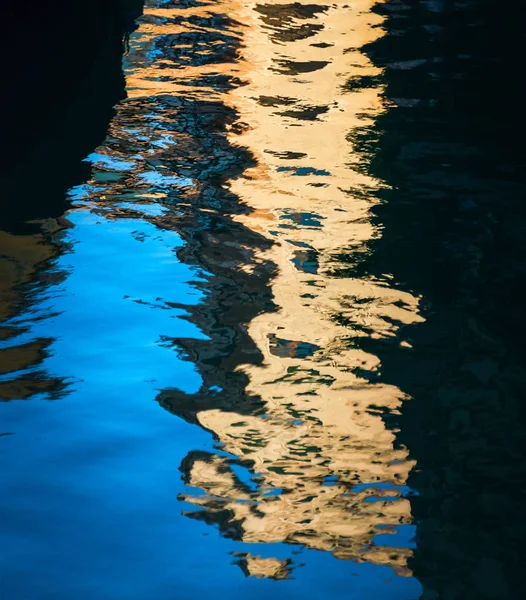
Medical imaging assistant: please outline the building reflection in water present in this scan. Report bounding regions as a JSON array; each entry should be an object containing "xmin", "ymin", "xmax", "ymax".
[
  {"xmin": 126, "ymin": 0, "xmax": 424, "ymax": 579},
  {"xmin": 0, "ymin": 0, "xmax": 424, "ymax": 596}
]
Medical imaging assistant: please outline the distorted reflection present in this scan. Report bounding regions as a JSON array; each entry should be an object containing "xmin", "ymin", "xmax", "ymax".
[
  {"xmin": 131, "ymin": 0, "xmax": 423, "ymax": 581},
  {"xmin": 0, "ymin": 0, "xmax": 424, "ymax": 597}
]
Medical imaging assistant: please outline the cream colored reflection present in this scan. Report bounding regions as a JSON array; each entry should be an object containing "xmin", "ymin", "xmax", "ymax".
[
  {"xmin": 86, "ymin": 0, "xmax": 423, "ymax": 574},
  {"xmin": 126, "ymin": 1, "xmax": 248, "ymax": 100},
  {"xmin": 233, "ymin": 553, "xmax": 294, "ymax": 580}
]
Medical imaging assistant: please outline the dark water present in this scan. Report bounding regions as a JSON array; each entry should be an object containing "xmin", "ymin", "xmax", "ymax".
[{"xmin": 1, "ymin": 1, "xmax": 524, "ymax": 599}]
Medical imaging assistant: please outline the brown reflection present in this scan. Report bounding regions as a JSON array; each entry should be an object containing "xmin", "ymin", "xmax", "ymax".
[
  {"xmin": 112, "ymin": 0, "xmax": 425, "ymax": 576},
  {"xmin": 0, "ymin": 225, "xmax": 68, "ymax": 400},
  {"xmin": 0, "ymin": 230, "xmax": 55, "ymax": 324},
  {"xmin": 233, "ymin": 553, "xmax": 295, "ymax": 579}
]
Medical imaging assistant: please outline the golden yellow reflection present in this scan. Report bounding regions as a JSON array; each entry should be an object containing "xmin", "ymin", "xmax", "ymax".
[{"xmin": 112, "ymin": 0, "xmax": 425, "ymax": 575}]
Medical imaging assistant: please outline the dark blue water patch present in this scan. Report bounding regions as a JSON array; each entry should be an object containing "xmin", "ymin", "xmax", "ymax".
[
  {"xmin": 287, "ymin": 239, "xmax": 311, "ymax": 248},
  {"xmin": 268, "ymin": 335, "xmax": 321, "ymax": 359},
  {"xmin": 364, "ymin": 495, "xmax": 400, "ymax": 503},
  {"xmin": 291, "ymin": 249, "xmax": 319, "ymax": 274},
  {"xmin": 277, "ymin": 166, "xmax": 331, "ymax": 176},
  {"xmin": 351, "ymin": 482, "xmax": 415, "ymax": 496},
  {"xmin": 278, "ymin": 211, "xmax": 325, "ymax": 229},
  {"xmin": 323, "ymin": 475, "xmax": 339, "ymax": 486},
  {"xmin": 262, "ymin": 487, "xmax": 283, "ymax": 497}
]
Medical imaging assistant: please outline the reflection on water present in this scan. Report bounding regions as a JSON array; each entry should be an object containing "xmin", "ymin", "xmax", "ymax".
[
  {"xmin": 0, "ymin": 1, "xmax": 423, "ymax": 598},
  {"xmin": 164, "ymin": 0, "xmax": 423, "ymax": 573}
]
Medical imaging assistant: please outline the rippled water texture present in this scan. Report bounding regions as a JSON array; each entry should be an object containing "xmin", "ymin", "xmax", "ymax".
[{"xmin": 0, "ymin": 1, "xmax": 427, "ymax": 598}]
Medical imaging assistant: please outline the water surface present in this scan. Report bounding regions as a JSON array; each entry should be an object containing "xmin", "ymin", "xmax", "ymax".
[{"xmin": 2, "ymin": 0, "xmax": 495, "ymax": 597}]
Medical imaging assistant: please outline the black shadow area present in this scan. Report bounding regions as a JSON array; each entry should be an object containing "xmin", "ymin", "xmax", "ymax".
[
  {"xmin": 0, "ymin": 0, "xmax": 144, "ymax": 233},
  {"xmin": 350, "ymin": 1, "xmax": 526, "ymax": 598}
]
